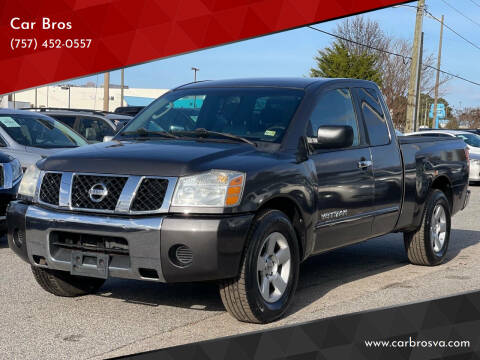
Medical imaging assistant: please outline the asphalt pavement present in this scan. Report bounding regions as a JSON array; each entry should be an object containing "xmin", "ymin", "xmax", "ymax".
[{"xmin": 1, "ymin": 186, "xmax": 480, "ymax": 359}]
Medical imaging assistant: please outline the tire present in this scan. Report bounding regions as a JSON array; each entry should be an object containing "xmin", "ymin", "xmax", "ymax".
[
  {"xmin": 31, "ymin": 266, "xmax": 105, "ymax": 297},
  {"xmin": 219, "ymin": 209, "xmax": 300, "ymax": 323},
  {"xmin": 404, "ymin": 189, "xmax": 451, "ymax": 266}
]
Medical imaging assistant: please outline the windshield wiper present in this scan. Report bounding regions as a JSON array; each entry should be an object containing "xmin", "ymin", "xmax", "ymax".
[
  {"xmin": 120, "ymin": 128, "xmax": 179, "ymax": 139},
  {"xmin": 174, "ymin": 128, "xmax": 257, "ymax": 147}
]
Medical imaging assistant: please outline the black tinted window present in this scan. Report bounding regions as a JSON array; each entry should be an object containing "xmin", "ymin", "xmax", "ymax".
[
  {"xmin": 49, "ymin": 115, "xmax": 76, "ymax": 128},
  {"xmin": 360, "ymin": 88, "xmax": 389, "ymax": 146},
  {"xmin": 308, "ymin": 88, "xmax": 360, "ymax": 146}
]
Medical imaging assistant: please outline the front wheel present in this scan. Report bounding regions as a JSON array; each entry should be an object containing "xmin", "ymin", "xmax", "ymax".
[
  {"xmin": 219, "ymin": 209, "xmax": 300, "ymax": 323},
  {"xmin": 32, "ymin": 266, "xmax": 105, "ymax": 297},
  {"xmin": 404, "ymin": 189, "xmax": 451, "ymax": 266}
]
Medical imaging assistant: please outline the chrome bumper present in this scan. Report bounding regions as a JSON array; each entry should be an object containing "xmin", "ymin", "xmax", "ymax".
[{"xmin": 23, "ymin": 205, "xmax": 165, "ymax": 281}]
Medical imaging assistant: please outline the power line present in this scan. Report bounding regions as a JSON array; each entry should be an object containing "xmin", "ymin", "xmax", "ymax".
[
  {"xmin": 469, "ymin": 0, "xmax": 480, "ymax": 9},
  {"xmin": 307, "ymin": 26, "xmax": 480, "ymax": 87},
  {"xmin": 439, "ymin": 0, "xmax": 480, "ymax": 29},
  {"xmin": 394, "ymin": 5, "xmax": 480, "ymax": 57},
  {"xmin": 424, "ymin": 9, "xmax": 480, "ymax": 53}
]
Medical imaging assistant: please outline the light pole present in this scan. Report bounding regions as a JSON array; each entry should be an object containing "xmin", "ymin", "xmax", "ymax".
[
  {"xmin": 120, "ymin": 68, "xmax": 124, "ymax": 107},
  {"xmin": 191, "ymin": 67, "xmax": 200, "ymax": 108},
  {"xmin": 61, "ymin": 85, "xmax": 71, "ymax": 108},
  {"xmin": 191, "ymin": 67, "xmax": 199, "ymax": 82}
]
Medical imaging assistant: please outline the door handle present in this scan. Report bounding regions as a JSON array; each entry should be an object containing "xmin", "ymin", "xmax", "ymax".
[{"xmin": 358, "ymin": 160, "xmax": 372, "ymax": 169}]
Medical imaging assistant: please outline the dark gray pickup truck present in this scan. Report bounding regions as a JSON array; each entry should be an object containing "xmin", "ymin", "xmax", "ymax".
[{"xmin": 8, "ymin": 78, "xmax": 470, "ymax": 323}]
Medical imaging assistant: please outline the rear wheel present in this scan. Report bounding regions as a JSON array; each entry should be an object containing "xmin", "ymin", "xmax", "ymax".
[
  {"xmin": 404, "ymin": 189, "xmax": 451, "ymax": 266},
  {"xmin": 219, "ymin": 209, "xmax": 300, "ymax": 323},
  {"xmin": 31, "ymin": 266, "xmax": 105, "ymax": 297}
]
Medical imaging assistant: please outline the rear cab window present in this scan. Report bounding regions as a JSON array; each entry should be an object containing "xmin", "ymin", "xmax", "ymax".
[{"xmin": 357, "ymin": 88, "xmax": 391, "ymax": 146}]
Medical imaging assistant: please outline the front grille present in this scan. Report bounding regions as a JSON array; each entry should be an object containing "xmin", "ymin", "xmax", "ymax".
[
  {"xmin": 71, "ymin": 175, "xmax": 127, "ymax": 211},
  {"xmin": 39, "ymin": 172, "xmax": 62, "ymax": 205},
  {"xmin": 131, "ymin": 178, "xmax": 168, "ymax": 211},
  {"xmin": 37, "ymin": 172, "xmax": 174, "ymax": 214}
]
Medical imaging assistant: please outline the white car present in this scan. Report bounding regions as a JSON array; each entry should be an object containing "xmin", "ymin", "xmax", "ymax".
[{"xmin": 406, "ymin": 129, "xmax": 480, "ymax": 182}]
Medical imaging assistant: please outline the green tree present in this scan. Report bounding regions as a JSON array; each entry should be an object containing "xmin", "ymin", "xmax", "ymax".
[{"xmin": 310, "ymin": 42, "xmax": 382, "ymax": 85}]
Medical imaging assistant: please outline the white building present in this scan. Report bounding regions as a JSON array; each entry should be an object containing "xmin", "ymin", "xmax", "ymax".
[{"xmin": 4, "ymin": 85, "xmax": 169, "ymax": 112}]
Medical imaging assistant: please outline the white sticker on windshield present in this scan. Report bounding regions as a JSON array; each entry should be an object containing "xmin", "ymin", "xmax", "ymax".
[
  {"xmin": 0, "ymin": 116, "xmax": 20, "ymax": 128},
  {"xmin": 264, "ymin": 130, "xmax": 276, "ymax": 136}
]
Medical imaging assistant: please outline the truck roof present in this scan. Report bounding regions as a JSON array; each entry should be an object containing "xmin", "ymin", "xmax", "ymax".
[{"xmin": 174, "ymin": 77, "xmax": 377, "ymax": 90}]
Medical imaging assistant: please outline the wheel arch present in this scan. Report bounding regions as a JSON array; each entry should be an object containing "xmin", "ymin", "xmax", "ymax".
[
  {"xmin": 431, "ymin": 175, "xmax": 453, "ymax": 212},
  {"xmin": 256, "ymin": 195, "xmax": 309, "ymax": 261}
]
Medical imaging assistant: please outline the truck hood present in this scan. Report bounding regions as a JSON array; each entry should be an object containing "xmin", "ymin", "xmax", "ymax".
[
  {"xmin": 39, "ymin": 140, "xmax": 259, "ymax": 176},
  {"xmin": 26, "ymin": 146, "xmax": 74, "ymax": 158}
]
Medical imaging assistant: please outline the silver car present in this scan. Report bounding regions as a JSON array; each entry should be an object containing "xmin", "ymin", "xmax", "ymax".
[{"xmin": 0, "ymin": 109, "xmax": 89, "ymax": 169}]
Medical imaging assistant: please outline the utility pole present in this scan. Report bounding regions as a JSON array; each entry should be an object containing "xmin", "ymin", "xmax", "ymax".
[
  {"xmin": 433, "ymin": 15, "xmax": 444, "ymax": 129},
  {"xmin": 405, "ymin": 0, "xmax": 425, "ymax": 133},
  {"xmin": 103, "ymin": 72, "xmax": 110, "ymax": 112},
  {"xmin": 414, "ymin": 32, "xmax": 424, "ymax": 131},
  {"xmin": 191, "ymin": 67, "xmax": 199, "ymax": 82},
  {"xmin": 120, "ymin": 68, "xmax": 124, "ymax": 108}
]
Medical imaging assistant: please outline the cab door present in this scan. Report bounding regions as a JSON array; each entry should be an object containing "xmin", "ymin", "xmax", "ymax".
[
  {"xmin": 354, "ymin": 87, "xmax": 403, "ymax": 236},
  {"xmin": 308, "ymin": 87, "xmax": 375, "ymax": 253}
]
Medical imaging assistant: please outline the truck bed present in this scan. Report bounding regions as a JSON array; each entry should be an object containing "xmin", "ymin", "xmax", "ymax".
[{"xmin": 395, "ymin": 135, "xmax": 468, "ymax": 231}]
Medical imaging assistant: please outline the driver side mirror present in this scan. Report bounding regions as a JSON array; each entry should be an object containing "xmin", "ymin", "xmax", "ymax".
[{"xmin": 312, "ymin": 125, "xmax": 354, "ymax": 149}]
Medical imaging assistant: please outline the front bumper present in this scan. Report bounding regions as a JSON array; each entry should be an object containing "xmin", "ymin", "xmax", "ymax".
[{"xmin": 7, "ymin": 201, "xmax": 253, "ymax": 283}]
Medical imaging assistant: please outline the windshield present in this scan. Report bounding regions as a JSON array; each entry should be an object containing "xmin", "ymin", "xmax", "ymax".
[
  {"xmin": 0, "ymin": 114, "xmax": 88, "ymax": 148},
  {"xmin": 456, "ymin": 133, "xmax": 480, "ymax": 148},
  {"xmin": 119, "ymin": 88, "xmax": 304, "ymax": 143}
]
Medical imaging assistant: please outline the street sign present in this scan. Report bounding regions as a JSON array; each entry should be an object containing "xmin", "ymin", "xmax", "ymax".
[{"xmin": 429, "ymin": 103, "xmax": 446, "ymax": 119}]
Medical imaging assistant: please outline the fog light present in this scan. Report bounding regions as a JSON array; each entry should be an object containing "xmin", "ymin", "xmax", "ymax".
[{"xmin": 169, "ymin": 244, "xmax": 193, "ymax": 267}]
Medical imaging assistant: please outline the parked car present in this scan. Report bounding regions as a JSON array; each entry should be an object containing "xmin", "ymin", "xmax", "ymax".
[
  {"xmin": 0, "ymin": 109, "xmax": 89, "ymax": 168},
  {"xmin": 114, "ymin": 106, "xmax": 145, "ymax": 116},
  {"xmin": 407, "ymin": 129, "xmax": 480, "ymax": 182},
  {"xmin": 0, "ymin": 153, "xmax": 22, "ymax": 231},
  {"xmin": 8, "ymin": 78, "xmax": 469, "ymax": 323},
  {"xmin": 419, "ymin": 128, "xmax": 480, "ymax": 136},
  {"xmin": 24, "ymin": 108, "xmax": 120, "ymax": 143}
]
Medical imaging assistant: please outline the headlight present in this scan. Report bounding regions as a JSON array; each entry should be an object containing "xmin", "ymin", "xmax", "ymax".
[
  {"xmin": 18, "ymin": 165, "xmax": 41, "ymax": 201},
  {"xmin": 10, "ymin": 158, "xmax": 22, "ymax": 182},
  {"xmin": 172, "ymin": 170, "xmax": 245, "ymax": 207}
]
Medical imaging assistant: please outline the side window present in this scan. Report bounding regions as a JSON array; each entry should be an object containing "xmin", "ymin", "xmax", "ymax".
[
  {"xmin": 309, "ymin": 88, "xmax": 360, "ymax": 147},
  {"xmin": 78, "ymin": 117, "xmax": 114, "ymax": 142},
  {"xmin": 359, "ymin": 88, "xmax": 390, "ymax": 146}
]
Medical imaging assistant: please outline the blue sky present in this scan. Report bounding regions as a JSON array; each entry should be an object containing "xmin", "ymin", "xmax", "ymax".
[{"xmin": 71, "ymin": 0, "xmax": 480, "ymax": 109}]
